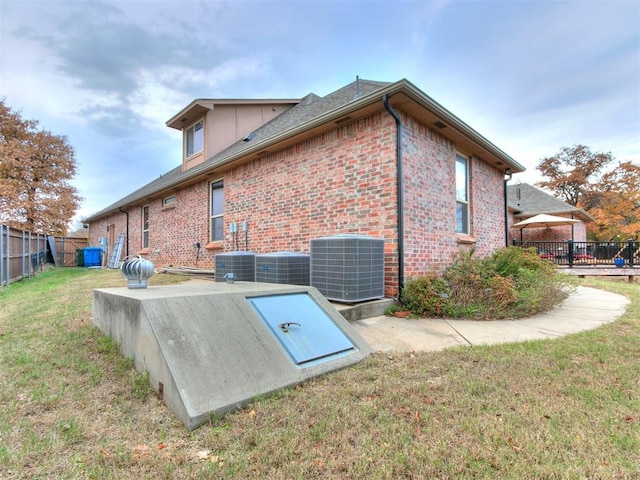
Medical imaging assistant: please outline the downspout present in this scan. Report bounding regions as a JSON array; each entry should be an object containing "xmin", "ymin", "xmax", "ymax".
[
  {"xmin": 382, "ymin": 94, "xmax": 405, "ymax": 296},
  {"xmin": 504, "ymin": 169, "xmax": 512, "ymax": 246},
  {"xmin": 119, "ymin": 207, "xmax": 130, "ymax": 258}
]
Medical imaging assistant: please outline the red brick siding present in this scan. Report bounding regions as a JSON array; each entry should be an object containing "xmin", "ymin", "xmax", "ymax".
[
  {"xmin": 224, "ymin": 113, "xmax": 400, "ymax": 295},
  {"xmin": 402, "ymin": 114, "xmax": 506, "ymax": 278},
  {"xmin": 88, "ymin": 183, "xmax": 214, "ymax": 267},
  {"xmin": 469, "ymin": 156, "xmax": 508, "ymax": 254},
  {"xmin": 88, "ymin": 213, "xmax": 128, "ymax": 261},
  {"xmin": 148, "ymin": 182, "xmax": 212, "ymax": 265},
  {"xmin": 90, "ymin": 108, "xmax": 508, "ymax": 297},
  {"xmin": 402, "ymin": 116, "xmax": 458, "ymax": 273}
]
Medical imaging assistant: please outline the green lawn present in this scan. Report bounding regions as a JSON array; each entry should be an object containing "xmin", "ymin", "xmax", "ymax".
[{"xmin": 0, "ymin": 268, "xmax": 638, "ymax": 479}]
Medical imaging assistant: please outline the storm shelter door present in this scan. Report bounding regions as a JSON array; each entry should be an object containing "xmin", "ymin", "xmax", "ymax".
[{"xmin": 249, "ymin": 293, "xmax": 355, "ymax": 365}]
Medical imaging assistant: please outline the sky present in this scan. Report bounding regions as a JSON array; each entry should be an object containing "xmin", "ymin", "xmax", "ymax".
[{"xmin": 1, "ymin": 0, "xmax": 639, "ymax": 229}]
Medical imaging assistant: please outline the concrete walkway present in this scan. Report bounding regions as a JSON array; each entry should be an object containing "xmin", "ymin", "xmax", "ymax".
[{"xmin": 351, "ymin": 286, "xmax": 630, "ymax": 353}]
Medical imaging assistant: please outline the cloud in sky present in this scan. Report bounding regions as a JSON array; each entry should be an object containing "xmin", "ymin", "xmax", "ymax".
[{"xmin": 1, "ymin": 0, "xmax": 638, "ymax": 227}]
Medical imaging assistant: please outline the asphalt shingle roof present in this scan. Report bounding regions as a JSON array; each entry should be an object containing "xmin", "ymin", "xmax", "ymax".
[
  {"xmin": 507, "ymin": 183, "xmax": 593, "ymax": 221},
  {"xmin": 86, "ymin": 79, "xmax": 389, "ymax": 221}
]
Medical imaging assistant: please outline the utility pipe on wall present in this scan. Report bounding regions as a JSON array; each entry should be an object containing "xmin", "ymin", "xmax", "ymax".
[
  {"xmin": 382, "ymin": 94, "xmax": 405, "ymax": 296},
  {"xmin": 504, "ymin": 169, "xmax": 512, "ymax": 246},
  {"xmin": 119, "ymin": 207, "xmax": 130, "ymax": 258}
]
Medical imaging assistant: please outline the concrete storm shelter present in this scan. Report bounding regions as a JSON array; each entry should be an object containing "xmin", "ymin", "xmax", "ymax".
[{"xmin": 92, "ymin": 281, "xmax": 372, "ymax": 429}]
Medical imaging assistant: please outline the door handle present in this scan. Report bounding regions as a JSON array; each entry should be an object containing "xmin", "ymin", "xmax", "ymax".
[{"xmin": 279, "ymin": 322, "xmax": 301, "ymax": 333}]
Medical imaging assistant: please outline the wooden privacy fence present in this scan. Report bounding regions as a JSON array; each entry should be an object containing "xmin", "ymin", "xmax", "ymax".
[
  {"xmin": 0, "ymin": 224, "xmax": 88, "ymax": 287},
  {"xmin": 52, "ymin": 235, "xmax": 90, "ymax": 267}
]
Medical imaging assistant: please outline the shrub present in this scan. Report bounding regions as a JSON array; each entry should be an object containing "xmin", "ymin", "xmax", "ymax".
[
  {"xmin": 401, "ymin": 247, "xmax": 575, "ymax": 320},
  {"xmin": 400, "ymin": 272, "xmax": 452, "ymax": 317}
]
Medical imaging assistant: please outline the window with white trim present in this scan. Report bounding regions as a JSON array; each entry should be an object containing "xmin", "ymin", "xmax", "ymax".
[
  {"xmin": 142, "ymin": 205, "xmax": 149, "ymax": 248},
  {"xmin": 210, "ymin": 180, "xmax": 224, "ymax": 241},
  {"xmin": 163, "ymin": 195, "xmax": 176, "ymax": 207},
  {"xmin": 455, "ymin": 154, "xmax": 469, "ymax": 234},
  {"xmin": 186, "ymin": 120, "xmax": 203, "ymax": 157}
]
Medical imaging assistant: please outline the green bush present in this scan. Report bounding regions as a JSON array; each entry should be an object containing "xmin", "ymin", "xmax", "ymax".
[
  {"xmin": 400, "ymin": 271, "xmax": 452, "ymax": 317},
  {"xmin": 401, "ymin": 247, "xmax": 575, "ymax": 320}
]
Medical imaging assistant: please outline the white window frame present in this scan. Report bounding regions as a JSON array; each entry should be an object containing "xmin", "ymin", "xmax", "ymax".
[
  {"xmin": 142, "ymin": 204, "xmax": 149, "ymax": 248},
  {"xmin": 163, "ymin": 195, "xmax": 176, "ymax": 207},
  {"xmin": 185, "ymin": 120, "xmax": 204, "ymax": 157},
  {"xmin": 210, "ymin": 179, "xmax": 224, "ymax": 242},
  {"xmin": 455, "ymin": 153, "xmax": 470, "ymax": 234}
]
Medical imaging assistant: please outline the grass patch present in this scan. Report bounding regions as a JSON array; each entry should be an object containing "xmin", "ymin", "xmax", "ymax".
[{"xmin": 0, "ymin": 269, "xmax": 638, "ymax": 478}]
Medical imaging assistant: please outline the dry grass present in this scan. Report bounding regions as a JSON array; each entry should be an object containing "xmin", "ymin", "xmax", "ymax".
[{"xmin": 0, "ymin": 269, "xmax": 638, "ymax": 479}]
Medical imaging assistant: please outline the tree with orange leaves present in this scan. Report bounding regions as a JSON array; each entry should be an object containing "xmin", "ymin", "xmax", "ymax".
[
  {"xmin": 536, "ymin": 144, "xmax": 613, "ymax": 208},
  {"xmin": 536, "ymin": 145, "xmax": 639, "ymax": 241},
  {"xmin": 588, "ymin": 161, "xmax": 640, "ymax": 241},
  {"xmin": 0, "ymin": 100, "xmax": 81, "ymax": 235}
]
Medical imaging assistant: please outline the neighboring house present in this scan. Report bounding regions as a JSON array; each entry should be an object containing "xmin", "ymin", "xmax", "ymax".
[
  {"xmin": 507, "ymin": 183, "xmax": 593, "ymax": 243},
  {"xmin": 85, "ymin": 78, "xmax": 525, "ymax": 297}
]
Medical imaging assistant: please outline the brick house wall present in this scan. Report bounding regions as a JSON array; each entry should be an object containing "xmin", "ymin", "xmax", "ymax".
[
  {"xmin": 510, "ymin": 220, "xmax": 587, "ymax": 243},
  {"xmin": 402, "ymin": 116, "xmax": 457, "ymax": 271},
  {"xmin": 90, "ymin": 182, "xmax": 213, "ymax": 267},
  {"xmin": 401, "ymin": 114, "xmax": 505, "ymax": 279},
  {"xmin": 89, "ymin": 108, "xmax": 507, "ymax": 297},
  {"xmin": 86, "ymin": 212, "xmax": 128, "ymax": 265},
  {"xmin": 224, "ymin": 112, "xmax": 400, "ymax": 295},
  {"xmin": 469, "ymin": 156, "xmax": 508, "ymax": 254}
]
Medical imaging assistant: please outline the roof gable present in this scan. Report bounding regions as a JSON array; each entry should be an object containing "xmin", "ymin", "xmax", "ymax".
[
  {"xmin": 507, "ymin": 183, "xmax": 593, "ymax": 221},
  {"xmin": 166, "ymin": 98, "xmax": 301, "ymax": 130}
]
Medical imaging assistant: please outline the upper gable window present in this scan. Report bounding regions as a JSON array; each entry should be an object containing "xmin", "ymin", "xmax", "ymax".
[{"xmin": 186, "ymin": 120, "xmax": 203, "ymax": 157}]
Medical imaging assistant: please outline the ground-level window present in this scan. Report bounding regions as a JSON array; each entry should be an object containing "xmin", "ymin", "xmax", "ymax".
[
  {"xmin": 455, "ymin": 153, "xmax": 469, "ymax": 234},
  {"xmin": 210, "ymin": 180, "xmax": 224, "ymax": 241},
  {"xmin": 142, "ymin": 205, "xmax": 149, "ymax": 248},
  {"xmin": 186, "ymin": 120, "xmax": 203, "ymax": 157}
]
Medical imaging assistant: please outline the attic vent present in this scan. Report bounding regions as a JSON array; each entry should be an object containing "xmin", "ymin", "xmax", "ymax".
[
  {"xmin": 433, "ymin": 121, "xmax": 447, "ymax": 129},
  {"xmin": 255, "ymin": 150, "xmax": 269, "ymax": 156},
  {"xmin": 335, "ymin": 116, "xmax": 353, "ymax": 125},
  {"xmin": 243, "ymin": 132, "xmax": 256, "ymax": 142}
]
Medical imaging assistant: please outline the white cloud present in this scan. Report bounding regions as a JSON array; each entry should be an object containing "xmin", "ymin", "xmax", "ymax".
[{"xmin": 1, "ymin": 0, "xmax": 638, "ymax": 224}]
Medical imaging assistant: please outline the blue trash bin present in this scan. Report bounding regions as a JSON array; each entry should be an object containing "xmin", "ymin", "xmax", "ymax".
[{"xmin": 83, "ymin": 247, "xmax": 102, "ymax": 267}]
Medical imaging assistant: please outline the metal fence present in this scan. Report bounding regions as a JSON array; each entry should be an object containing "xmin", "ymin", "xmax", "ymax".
[
  {"xmin": 0, "ymin": 224, "xmax": 88, "ymax": 287},
  {"xmin": 513, "ymin": 239, "xmax": 639, "ymax": 267}
]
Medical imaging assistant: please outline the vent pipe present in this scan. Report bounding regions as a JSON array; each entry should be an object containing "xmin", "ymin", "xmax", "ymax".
[
  {"xmin": 354, "ymin": 75, "xmax": 362, "ymax": 99},
  {"xmin": 382, "ymin": 94, "xmax": 405, "ymax": 297}
]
